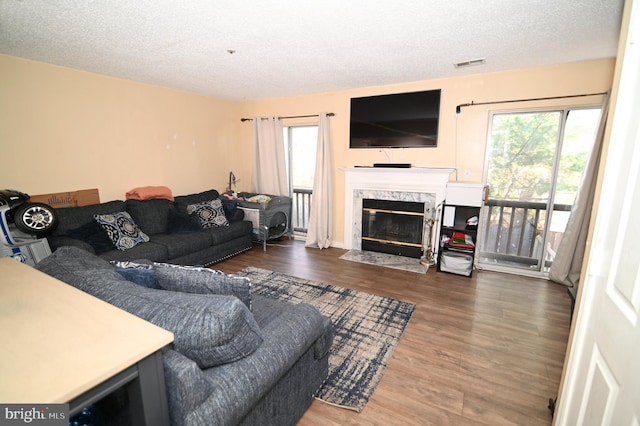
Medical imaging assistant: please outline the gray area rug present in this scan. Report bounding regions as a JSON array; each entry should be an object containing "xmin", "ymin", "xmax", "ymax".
[
  {"xmin": 236, "ymin": 266, "xmax": 415, "ymax": 412},
  {"xmin": 340, "ymin": 249, "xmax": 429, "ymax": 274}
]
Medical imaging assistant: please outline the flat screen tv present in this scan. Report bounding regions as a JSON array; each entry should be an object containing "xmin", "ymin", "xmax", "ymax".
[{"xmin": 349, "ymin": 89, "xmax": 441, "ymax": 149}]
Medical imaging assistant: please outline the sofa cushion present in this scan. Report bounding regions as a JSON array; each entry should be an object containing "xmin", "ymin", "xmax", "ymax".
[
  {"xmin": 86, "ymin": 271, "xmax": 262, "ymax": 368},
  {"xmin": 36, "ymin": 247, "xmax": 264, "ymax": 368},
  {"xmin": 174, "ymin": 190, "xmax": 220, "ymax": 215},
  {"xmin": 187, "ymin": 199, "xmax": 229, "ymax": 228},
  {"xmin": 47, "ymin": 235, "xmax": 97, "ymax": 254},
  {"xmin": 153, "ymin": 263, "xmax": 252, "ymax": 309},
  {"xmin": 166, "ymin": 208, "xmax": 202, "ymax": 234},
  {"xmin": 203, "ymin": 220, "xmax": 253, "ymax": 246},
  {"xmin": 52, "ymin": 200, "xmax": 126, "ymax": 236},
  {"xmin": 115, "ymin": 266, "xmax": 160, "ymax": 289},
  {"xmin": 94, "ymin": 211, "xmax": 150, "ymax": 250},
  {"xmin": 220, "ymin": 199, "xmax": 243, "ymax": 223},
  {"xmin": 225, "ymin": 206, "xmax": 245, "ymax": 223},
  {"xmin": 148, "ymin": 233, "xmax": 213, "ymax": 260},
  {"xmin": 36, "ymin": 246, "xmax": 116, "ymax": 275},
  {"xmin": 98, "ymin": 240, "xmax": 170, "ymax": 263},
  {"xmin": 125, "ymin": 198, "xmax": 176, "ymax": 235},
  {"xmin": 65, "ymin": 220, "xmax": 115, "ymax": 255}
]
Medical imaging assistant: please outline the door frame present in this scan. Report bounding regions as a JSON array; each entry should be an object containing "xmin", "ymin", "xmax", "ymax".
[{"xmin": 555, "ymin": 0, "xmax": 639, "ymax": 422}]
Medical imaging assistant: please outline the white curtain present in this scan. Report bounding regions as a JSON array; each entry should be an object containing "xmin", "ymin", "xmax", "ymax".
[
  {"xmin": 251, "ymin": 116, "xmax": 288, "ymax": 196},
  {"xmin": 549, "ymin": 92, "xmax": 610, "ymax": 287},
  {"xmin": 305, "ymin": 112, "xmax": 333, "ymax": 249}
]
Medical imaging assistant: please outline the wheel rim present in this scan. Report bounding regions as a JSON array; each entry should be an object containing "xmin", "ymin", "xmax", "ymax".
[{"xmin": 22, "ymin": 205, "xmax": 54, "ymax": 230}]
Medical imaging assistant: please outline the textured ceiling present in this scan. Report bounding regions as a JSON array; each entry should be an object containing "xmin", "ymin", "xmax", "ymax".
[{"xmin": 0, "ymin": 0, "xmax": 624, "ymax": 101}]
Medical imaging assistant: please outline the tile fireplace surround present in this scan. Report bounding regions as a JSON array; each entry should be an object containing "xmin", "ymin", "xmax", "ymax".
[{"xmin": 342, "ymin": 167, "xmax": 455, "ymax": 251}]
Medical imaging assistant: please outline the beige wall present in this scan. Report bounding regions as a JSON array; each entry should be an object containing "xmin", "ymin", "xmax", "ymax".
[
  {"xmin": 0, "ymin": 54, "xmax": 246, "ymax": 202},
  {"xmin": 238, "ymin": 59, "xmax": 615, "ymax": 246},
  {"xmin": 0, "ymin": 54, "xmax": 614, "ymax": 247}
]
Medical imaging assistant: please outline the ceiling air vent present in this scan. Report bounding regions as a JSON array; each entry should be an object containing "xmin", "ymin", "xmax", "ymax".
[{"xmin": 454, "ymin": 58, "xmax": 486, "ymax": 68}]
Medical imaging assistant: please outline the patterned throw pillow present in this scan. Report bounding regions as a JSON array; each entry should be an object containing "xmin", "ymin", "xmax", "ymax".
[
  {"xmin": 94, "ymin": 211, "xmax": 150, "ymax": 250},
  {"xmin": 187, "ymin": 199, "xmax": 229, "ymax": 228}
]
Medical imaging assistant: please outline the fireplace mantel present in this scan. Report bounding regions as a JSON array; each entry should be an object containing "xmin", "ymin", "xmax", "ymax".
[{"xmin": 341, "ymin": 167, "xmax": 455, "ymax": 250}]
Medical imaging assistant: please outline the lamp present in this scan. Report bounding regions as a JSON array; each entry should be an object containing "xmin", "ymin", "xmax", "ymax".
[{"xmin": 227, "ymin": 171, "xmax": 238, "ymax": 196}]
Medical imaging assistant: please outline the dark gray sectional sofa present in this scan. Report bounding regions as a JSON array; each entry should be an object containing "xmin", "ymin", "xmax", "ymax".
[
  {"xmin": 36, "ymin": 246, "xmax": 333, "ymax": 425},
  {"xmin": 47, "ymin": 189, "xmax": 254, "ymax": 266}
]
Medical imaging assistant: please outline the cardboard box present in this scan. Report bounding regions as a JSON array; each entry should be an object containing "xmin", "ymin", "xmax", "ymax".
[{"xmin": 29, "ymin": 189, "xmax": 100, "ymax": 208}]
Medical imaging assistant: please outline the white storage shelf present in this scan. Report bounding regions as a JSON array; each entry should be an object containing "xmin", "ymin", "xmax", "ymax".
[
  {"xmin": 436, "ymin": 182, "xmax": 484, "ymax": 277},
  {"xmin": 437, "ymin": 204, "xmax": 480, "ymax": 278}
]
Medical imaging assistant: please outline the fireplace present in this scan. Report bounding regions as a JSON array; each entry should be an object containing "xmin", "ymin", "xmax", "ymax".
[
  {"xmin": 361, "ymin": 199, "xmax": 425, "ymax": 258},
  {"xmin": 342, "ymin": 167, "xmax": 454, "ymax": 253}
]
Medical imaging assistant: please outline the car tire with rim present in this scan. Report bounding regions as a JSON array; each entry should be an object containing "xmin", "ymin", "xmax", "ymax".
[{"xmin": 13, "ymin": 202, "xmax": 57, "ymax": 237}]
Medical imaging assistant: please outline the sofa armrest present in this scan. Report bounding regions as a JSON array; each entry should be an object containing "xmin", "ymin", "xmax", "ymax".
[
  {"xmin": 198, "ymin": 301, "xmax": 332, "ymax": 425},
  {"xmin": 314, "ymin": 315, "xmax": 333, "ymax": 359},
  {"xmin": 162, "ymin": 348, "xmax": 216, "ymax": 426}
]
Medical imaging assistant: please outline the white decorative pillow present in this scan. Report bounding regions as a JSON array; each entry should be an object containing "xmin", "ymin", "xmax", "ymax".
[
  {"xmin": 94, "ymin": 211, "xmax": 150, "ymax": 250},
  {"xmin": 187, "ymin": 199, "xmax": 229, "ymax": 228}
]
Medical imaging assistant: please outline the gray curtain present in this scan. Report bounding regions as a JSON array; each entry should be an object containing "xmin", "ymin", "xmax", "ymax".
[
  {"xmin": 549, "ymin": 92, "xmax": 610, "ymax": 287},
  {"xmin": 251, "ymin": 116, "xmax": 289, "ymax": 196},
  {"xmin": 305, "ymin": 112, "xmax": 333, "ymax": 249}
]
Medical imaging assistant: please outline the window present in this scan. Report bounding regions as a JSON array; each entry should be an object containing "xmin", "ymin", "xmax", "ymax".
[{"xmin": 283, "ymin": 125, "xmax": 318, "ymax": 233}]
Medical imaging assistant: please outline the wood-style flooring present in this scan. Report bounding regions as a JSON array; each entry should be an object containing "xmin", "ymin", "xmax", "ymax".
[{"xmin": 214, "ymin": 239, "xmax": 572, "ymax": 426}]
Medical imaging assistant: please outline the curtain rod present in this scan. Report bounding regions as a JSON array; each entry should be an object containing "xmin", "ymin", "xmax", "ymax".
[
  {"xmin": 240, "ymin": 112, "xmax": 334, "ymax": 122},
  {"xmin": 455, "ymin": 92, "xmax": 608, "ymax": 114}
]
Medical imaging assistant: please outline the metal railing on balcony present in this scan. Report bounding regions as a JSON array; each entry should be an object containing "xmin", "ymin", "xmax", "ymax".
[
  {"xmin": 292, "ymin": 188, "xmax": 312, "ymax": 233},
  {"xmin": 478, "ymin": 199, "xmax": 572, "ymax": 270}
]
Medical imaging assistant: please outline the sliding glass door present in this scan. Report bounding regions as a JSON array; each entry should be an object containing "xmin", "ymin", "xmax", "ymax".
[
  {"xmin": 478, "ymin": 108, "xmax": 601, "ymax": 275},
  {"xmin": 283, "ymin": 125, "xmax": 318, "ymax": 234}
]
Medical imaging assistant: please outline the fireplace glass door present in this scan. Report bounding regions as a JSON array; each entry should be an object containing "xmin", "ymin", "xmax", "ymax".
[{"xmin": 361, "ymin": 199, "xmax": 424, "ymax": 258}]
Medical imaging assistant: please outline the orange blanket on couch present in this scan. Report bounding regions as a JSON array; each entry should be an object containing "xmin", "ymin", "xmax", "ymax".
[{"xmin": 125, "ymin": 186, "xmax": 174, "ymax": 201}]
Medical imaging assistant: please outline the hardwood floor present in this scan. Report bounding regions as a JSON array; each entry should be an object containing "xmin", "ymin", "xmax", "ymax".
[{"xmin": 214, "ymin": 239, "xmax": 572, "ymax": 425}]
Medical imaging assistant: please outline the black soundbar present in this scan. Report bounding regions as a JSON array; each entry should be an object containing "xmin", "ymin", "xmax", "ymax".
[{"xmin": 373, "ymin": 163, "xmax": 412, "ymax": 168}]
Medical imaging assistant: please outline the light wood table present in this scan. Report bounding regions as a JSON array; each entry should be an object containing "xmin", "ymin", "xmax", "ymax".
[{"xmin": 0, "ymin": 258, "xmax": 174, "ymax": 425}]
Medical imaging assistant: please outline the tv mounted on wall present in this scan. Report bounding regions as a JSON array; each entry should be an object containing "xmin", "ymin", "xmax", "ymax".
[{"xmin": 349, "ymin": 89, "xmax": 441, "ymax": 149}]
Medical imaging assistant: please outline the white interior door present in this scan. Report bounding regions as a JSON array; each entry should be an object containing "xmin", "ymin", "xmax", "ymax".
[{"xmin": 556, "ymin": 1, "xmax": 640, "ymax": 424}]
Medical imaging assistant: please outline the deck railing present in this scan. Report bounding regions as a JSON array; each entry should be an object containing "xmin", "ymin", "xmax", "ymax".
[
  {"xmin": 292, "ymin": 188, "xmax": 312, "ymax": 233},
  {"xmin": 478, "ymin": 199, "xmax": 572, "ymax": 269}
]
